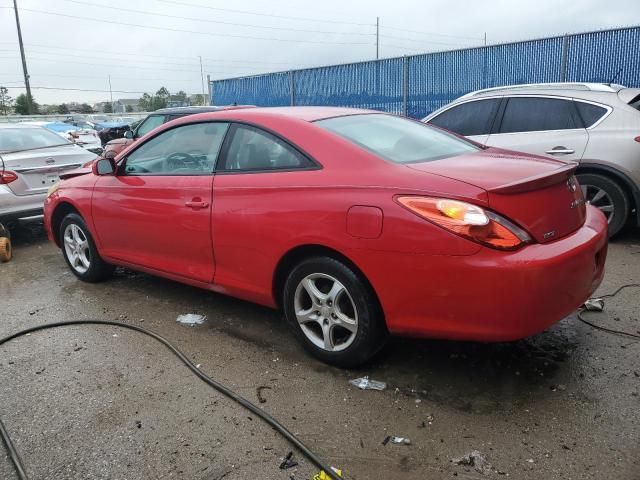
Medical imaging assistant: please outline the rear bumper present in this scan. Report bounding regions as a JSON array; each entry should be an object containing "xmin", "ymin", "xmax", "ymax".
[
  {"xmin": 0, "ymin": 186, "xmax": 45, "ymax": 222},
  {"xmin": 364, "ymin": 206, "xmax": 608, "ymax": 341}
]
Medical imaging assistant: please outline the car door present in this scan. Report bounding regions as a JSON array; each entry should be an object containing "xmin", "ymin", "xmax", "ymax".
[
  {"xmin": 485, "ymin": 96, "xmax": 588, "ymax": 161},
  {"xmin": 91, "ymin": 121, "xmax": 230, "ymax": 283},
  {"xmin": 426, "ymin": 98, "xmax": 501, "ymax": 144}
]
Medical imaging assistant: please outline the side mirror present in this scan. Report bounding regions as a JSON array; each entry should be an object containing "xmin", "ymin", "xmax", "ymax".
[
  {"xmin": 93, "ymin": 157, "xmax": 116, "ymax": 176},
  {"xmin": 124, "ymin": 130, "xmax": 133, "ymax": 139}
]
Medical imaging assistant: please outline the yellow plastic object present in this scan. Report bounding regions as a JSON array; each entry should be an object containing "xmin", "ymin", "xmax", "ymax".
[
  {"xmin": 313, "ymin": 468, "xmax": 342, "ymax": 480},
  {"xmin": 0, "ymin": 237, "xmax": 11, "ymax": 263}
]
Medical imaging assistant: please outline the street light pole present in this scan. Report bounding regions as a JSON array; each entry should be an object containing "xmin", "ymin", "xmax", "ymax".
[
  {"xmin": 13, "ymin": 0, "xmax": 33, "ymax": 114},
  {"xmin": 199, "ymin": 56, "xmax": 206, "ymax": 105},
  {"xmin": 108, "ymin": 75, "xmax": 114, "ymax": 113},
  {"xmin": 376, "ymin": 17, "xmax": 379, "ymax": 60}
]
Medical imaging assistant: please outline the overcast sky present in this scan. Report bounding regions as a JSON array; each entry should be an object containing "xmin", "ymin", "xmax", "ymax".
[{"xmin": 0, "ymin": 0, "xmax": 639, "ymax": 105}]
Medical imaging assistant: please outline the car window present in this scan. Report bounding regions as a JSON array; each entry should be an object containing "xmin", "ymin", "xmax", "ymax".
[
  {"xmin": 574, "ymin": 101, "xmax": 608, "ymax": 128},
  {"xmin": 220, "ymin": 125, "xmax": 312, "ymax": 171},
  {"xmin": 317, "ymin": 114, "xmax": 478, "ymax": 164},
  {"xmin": 428, "ymin": 99, "xmax": 500, "ymax": 136},
  {"xmin": 499, "ymin": 97, "xmax": 578, "ymax": 134},
  {"xmin": 124, "ymin": 122, "xmax": 230, "ymax": 176},
  {"xmin": 136, "ymin": 115, "xmax": 165, "ymax": 137},
  {"xmin": 0, "ymin": 128, "xmax": 70, "ymax": 152}
]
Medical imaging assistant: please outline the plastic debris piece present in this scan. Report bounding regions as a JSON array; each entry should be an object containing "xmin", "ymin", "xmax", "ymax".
[
  {"xmin": 176, "ymin": 313, "xmax": 206, "ymax": 326},
  {"xmin": 256, "ymin": 385, "xmax": 272, "ymax": 404},
  {"xmin": 313, "ymin": 467, "xmax": 342, "ymax": 479},
  {"xmin": 391, "ymin": 436, "xmax": 411, "ymax": 445},
  {"xmin": 452, "ymin": 450, "xmax": 492, "ymax": 474},
  {"xmin": 382, "ymin": 435, "xmax": 391, "ymax": 446},
  {"xmin": 279, "ymin": 451, "xmax": 298, "ymax": 470},
  {"xmin": 583, "ymin": 298, "xmax": 604, "ymax": 312},
  {"xmin": 349, "ymin": 376, "xmax": 386, "ymax": 391}
]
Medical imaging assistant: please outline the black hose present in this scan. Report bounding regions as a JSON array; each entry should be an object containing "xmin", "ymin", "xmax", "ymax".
[
  {"xmin": 577, "ymin": 284, "xmax": 640, "ymax": 340},
  {"xmin": 0, "ymin": 320, "xmax": 343, "ymax": 480}
]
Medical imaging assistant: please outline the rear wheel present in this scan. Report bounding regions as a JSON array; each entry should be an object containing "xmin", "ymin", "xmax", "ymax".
[
  {"xmin": 283, "ymin": 256, "xmax": 387, "ymax": 368},
  {"xmin": 576, "ymin": 173, "xmax": 629, "ymax": 237},
  {"xmin": 60, "ymin": 213, "xmax": 114, "ymax": 282},
  {"xmin": 0, "ymin": 237, "xmax": 12, "ymax": 262}
]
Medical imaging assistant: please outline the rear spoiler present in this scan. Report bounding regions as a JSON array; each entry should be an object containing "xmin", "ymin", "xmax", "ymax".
[
  {"xmin": 618, "ymin": 88, "xmax": 640, "ymax": 105},
  {"xmin": 488, "ymin": 163, "xmax": 577, "ymax": 194},
  {"xmin": 59, "ymin": 167, "xmax": 92, "ymax": 180}
]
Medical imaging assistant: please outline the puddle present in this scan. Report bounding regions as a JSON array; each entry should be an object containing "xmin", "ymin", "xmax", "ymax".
[{"xmin": 176, "ymin": 314, "xmax": 207, "ymax": 326}]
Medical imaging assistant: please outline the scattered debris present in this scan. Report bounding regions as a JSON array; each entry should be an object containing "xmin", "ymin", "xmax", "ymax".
[
  {"xmin": 583, "ymin": 298, "xmax": 604, "ymax": 312},
  {"xmin": 452, "ymin": 450, "xmax": 492, "ymax": 474},
  {"xmin": 382, "ymin": 435, "xmax": 411, "ymax": 446},
  {"xmin": 279, "ymin": 451, "xmax": 298, "ymax": 470},
  {"xmin": 313, "ymin": 467, "xmax": 342, "ymax": 479},
  {"xmin": 256, "ymin": 385, "xmax": 272, "ymax": 404},
  {"xmin": 135, "ymin": 420, "xmax": 142, "ymax": 429},
  {"xmin": 348, "ymin": 376, "xmax": 386, "ymax": 391},
  {"xmin": 176, "ymin": 313, "xmax": 207, "ymax": 326}
]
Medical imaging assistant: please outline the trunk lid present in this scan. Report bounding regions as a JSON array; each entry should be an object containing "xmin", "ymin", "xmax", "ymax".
[
  {"xmin": 1, "ymin": 144, "xmax": 97, "ymax": 196},
  {"xmin": 406, "ymin": 148, "xmax": 586, "ymax": 243}
]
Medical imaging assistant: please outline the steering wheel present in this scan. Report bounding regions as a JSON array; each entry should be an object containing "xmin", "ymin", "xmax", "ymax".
[{"xmin": 166, "ymin": 152, "xmax": 197, "ymax": 171}]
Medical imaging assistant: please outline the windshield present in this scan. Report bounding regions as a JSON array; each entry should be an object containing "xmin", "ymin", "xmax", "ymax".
[
  {"xmin": 0, "ymin": 128, "xmax": 71, "ymax": 152},
  {"xmin": 316, "ymin": 114, "xmax": 478, "ymax": 163}
]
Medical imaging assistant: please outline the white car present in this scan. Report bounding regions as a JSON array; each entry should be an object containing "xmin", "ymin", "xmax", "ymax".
[
  {"xmin": 423, "ymin": 83, "xmax": 640, "ymax": 236},
  {"xmin": 22, "ymin": 121, "xmax": 103, "ymax": 155},
  {"xmin": 0, "ymin": 124, "xmax": 97, "ymax": 225}
]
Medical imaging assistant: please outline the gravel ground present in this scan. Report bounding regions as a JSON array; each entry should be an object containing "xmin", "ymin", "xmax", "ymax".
[{"xmin": 1, "ymin": 220, "xmax": 639, "ymax": 480}]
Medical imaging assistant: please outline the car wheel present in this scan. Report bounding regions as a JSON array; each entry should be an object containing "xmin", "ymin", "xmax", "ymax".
[
  {"xmin": 0, "ymin": 237, "xmax": 12, "ymax": 262},
  {"xmin": 60, "ymin": 213, "xmax": 114, "ymax": 282},
  {"xmin": 576, "ymin": 173, "xmax": 629, "ymax": 237},
  {"xmin": 283, "ymin": 256, "xmax": 388, "ymax": 368}
]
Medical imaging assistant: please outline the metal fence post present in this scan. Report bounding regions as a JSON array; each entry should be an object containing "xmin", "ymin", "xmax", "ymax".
[
  {"xmin": 403, "ymin": 56, "xmax": 409, "ymax": 116},
  {"xmin": 290, "ymin": 70, "xmax": 296, "ymax": 106},
  {"xmin": 560, "ymin": 34, "xmax": 569, "ymax": 82}
]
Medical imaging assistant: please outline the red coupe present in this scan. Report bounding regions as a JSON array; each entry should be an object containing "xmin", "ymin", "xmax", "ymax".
[{"xmin": 44, "ymin": 107, "xmax": 608, "ymax": 367}]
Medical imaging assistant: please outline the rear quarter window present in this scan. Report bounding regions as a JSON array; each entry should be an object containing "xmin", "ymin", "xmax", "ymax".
[{"xmin": 574, "ymin": 101, "xmax": 608, "ymax": 128}]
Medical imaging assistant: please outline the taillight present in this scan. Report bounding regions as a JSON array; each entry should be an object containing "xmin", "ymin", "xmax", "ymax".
[
  {"xmin": 396, "ymin": 196, "xmax": 532, "ymax": 251},
  {"xmin": 0, "ymin": 171, "xmax": 18, "ymax": 184},
  {"xmin": 70, "ymin": 132, "xmax": 79, "ymax": 138},
  {"xmin": 634, "ymin": 136, "xmax": 640, "ymax": 143}
]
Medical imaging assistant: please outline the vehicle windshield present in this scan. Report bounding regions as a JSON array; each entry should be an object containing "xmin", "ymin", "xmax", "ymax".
[
  {"xmin": 316, "ymin": 113, "xmax": 478, "ymax": 163},
  {"xmin": 0, "ymin": 128, "xmax": 71, "ymax": 152}
]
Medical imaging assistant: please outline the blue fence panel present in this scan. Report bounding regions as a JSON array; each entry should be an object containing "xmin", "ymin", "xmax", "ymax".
[
  {"xmin": 294, "ymin": 58, "xmax": 404, "ymax": 114},
  {"xmin": 408, "ymin": 37, "xmax": 564, "ymax": 118},
  {"xmin": 212, "ymin": 71, "xmax": 290, "ymax": 107},
  {"xmin": 210, "ymin": 26, "xmax": 640, "ymax": 118},
  {"xmin": 566, "ymin": 28, "xmax": 640, "ymax": 87}
]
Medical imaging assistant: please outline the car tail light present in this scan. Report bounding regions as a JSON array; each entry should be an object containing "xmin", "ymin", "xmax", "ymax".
[
  {"xmin": 0, "ymin": 171, "xmax": 18, "ymax": 184},
  {"xmin": 70, "ymin": 132, "xmax": 80, "ymax": 139},
  {"xmin": 634, "ymin": 136, "xmax": 640, "ymax": 143},
  {"xmin": 396, "ymin": 196, "xmax": 532, "ymax": 251}
]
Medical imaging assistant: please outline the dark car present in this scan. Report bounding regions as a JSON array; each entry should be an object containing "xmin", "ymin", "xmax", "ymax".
[
  {"xmin": 102, "ymin": 105, "xmax": 254, "ymax": 157},
  {"xmin": 95, "ymin": 121, "xmax": 132, "ymax": 146}
]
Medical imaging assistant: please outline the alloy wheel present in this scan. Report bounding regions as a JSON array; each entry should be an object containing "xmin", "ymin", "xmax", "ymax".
[
  {"xmin": 293, "ymin": 273, "xmax": 358, "ymax": 352},
  {"xmin": 63, "ymin": 223, "xmax": 91, "ymax": 274},
  {"xmin": 581, "ymin": 184, "xmax": 615, "ymax": 224}
]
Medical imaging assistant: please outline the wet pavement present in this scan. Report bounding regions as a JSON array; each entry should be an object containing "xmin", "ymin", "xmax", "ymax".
[{"xmin": 1, "ymin": 219, "xmax": 639, "ymax": 479}]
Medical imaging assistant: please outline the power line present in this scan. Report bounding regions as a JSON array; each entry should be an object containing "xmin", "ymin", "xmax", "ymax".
[
  {"xmin": 380, "ymin": 34, "xmax": 474, "ymax": 47},
  {"xmin": 14, "ymin": 7, "xmax": 374, "ymax": 46},
  {"xmin": 382, "ymin": 24, "xmax": 484, "ymax": 41},
  {"xmin": 155, "ymin": 0, "xmax": 373, "ymax": 26},
  {"xmin": 2, "ymin": 85, "xmax": 148, "ymax": 93},
  {"xmin": 58, "ymin": 0, "xmax": 375, "ymax": 37}
]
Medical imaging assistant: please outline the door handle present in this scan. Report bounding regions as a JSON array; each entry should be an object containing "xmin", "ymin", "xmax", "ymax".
[
  {"xmin": 545, "ymin": 147, "xmax": 575, "ymax": 155},
  {"xmin": 185, "ymin": 200, "xmax": 209, "ymax": 209}
]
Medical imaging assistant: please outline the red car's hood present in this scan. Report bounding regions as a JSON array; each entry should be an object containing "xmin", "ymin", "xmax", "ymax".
[{"xmin": 406, "ymin": 148, "xmax": 586, "ymax": 243}]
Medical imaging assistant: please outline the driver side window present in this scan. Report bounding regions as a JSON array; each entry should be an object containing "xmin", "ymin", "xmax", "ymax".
[{"xmin": 124, "ymin": 122, "xmax": 230, "ymax": 176}]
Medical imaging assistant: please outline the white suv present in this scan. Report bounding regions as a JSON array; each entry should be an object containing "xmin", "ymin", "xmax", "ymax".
[{"xmin": 423, "ymin": 83, "xmax": 640, "ymax": 236}]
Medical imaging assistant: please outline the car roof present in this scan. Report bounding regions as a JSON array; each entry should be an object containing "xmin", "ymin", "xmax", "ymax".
[
  {"xmin": 180, "ymin": 106, "xmax": 380, "ymax": 122},
  {"xmin": 459, "ymin": 82, "xmax": 627, "ymax": 100},
  {"xmin": 0, "ymin": 123, "xmax": 43, "ymax": 129},
  {"xmin": 152, "ymin": 105, "xmax": 255, "ymax": 115}
]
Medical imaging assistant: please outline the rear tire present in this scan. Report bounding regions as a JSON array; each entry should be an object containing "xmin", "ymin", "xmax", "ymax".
[
  {"xmin": 283, "ymin": 256, "xmax": 388, "ymax": 368},
  {"xmin": 576, "ymin": 173, "xmax": 629, "ymax": 237},
  {"xmin": 0, "ymin": 237, "xmax": 12, "ymax": 262},
  {"xmin": 60, "ymin": 213, "xmax": 114, "ymax": 282}
]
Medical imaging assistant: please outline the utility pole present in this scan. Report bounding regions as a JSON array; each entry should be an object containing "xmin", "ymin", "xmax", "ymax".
[
  {"xmin": 199, "ymin": 56, "xmax": 206, "ymax": 105},
  {"xmin": 108, "ymin": 75, "xmax": 113, "ymax": 113},
  {"xmin": 376, "ymin": 17, "xmax": 380, "ymax": 60},
  {"xmin": 206, "ymin": 74, "xmax": 211, "ymax": 105},
  {"xmin": 13, "ymin": 0, "xmax": 33, "ymax": 114},
  {"xmin": 484, "ymin": 32, "xmax": 487, "ymax": 46}
]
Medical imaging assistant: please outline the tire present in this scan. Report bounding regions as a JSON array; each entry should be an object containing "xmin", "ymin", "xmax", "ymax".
[
  {"xmin": 576, "ymin": 173, "xmax": 629, "ymax": 237},
  {"xmin": 0, "ymin": 237, "xmax": 12, "ymax": 263},
  {"xmin": 283, "ymin": 256, "xmax": 388, "ymax": 368},
  {"xmin": 59, "ymin": 213, "xmax": 114, "ymax": 282}
]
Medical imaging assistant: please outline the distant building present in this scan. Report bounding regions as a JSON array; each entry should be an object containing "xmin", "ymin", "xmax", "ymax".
[{"xmin": 113, "ymin": 98, "xmax": 141, "ymax": 113}]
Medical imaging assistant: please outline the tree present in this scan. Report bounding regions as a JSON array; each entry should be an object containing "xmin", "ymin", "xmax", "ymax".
[
  {"xmin": 79, "ymin": 103, "xmax": 93, "ymax": 114},
  {"xmin": 125, "ymin": 104, "xmax": 134, "ymax": 113},
  {"xmin": 103, "ymin": 103, "xmax": 113, "ymax": 113},
  {"xmin": 153, "ymin": 87, "xmax": 170, "ymax": 110},
  {"xmin": 57, "ymin": 103, "xmax": 69, "ymax": 114},
  {"xmin": 0, "ymin": 87, "xmax": 13, "ymax": 115},
  {"xmin": 138, "ymin": 93, "xmax": 153, "ymax": 111},
  {"xmin": 14, "ymin": 94, "xmax": 39, "ymax": 115}
]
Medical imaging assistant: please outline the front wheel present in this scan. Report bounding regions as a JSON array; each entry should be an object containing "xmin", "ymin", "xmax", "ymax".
[
  {"xmin": 60, "ymin": 213, "xmax": 114, "ymax": 282},
  {"xmin": 576, "ymin": 173, "xmax": 629, "ymax": 237},
  {"xmin": 283, "ymin": 256, "xmax": 387, "ymax": 368}
]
